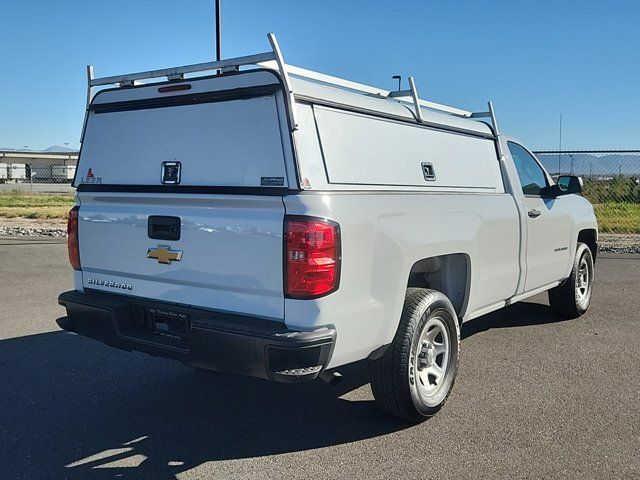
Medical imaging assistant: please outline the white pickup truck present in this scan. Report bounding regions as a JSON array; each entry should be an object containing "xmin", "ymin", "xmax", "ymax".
[{"xmin": 58, "ymin": 35, "xmax": 598, "ymax": 422}]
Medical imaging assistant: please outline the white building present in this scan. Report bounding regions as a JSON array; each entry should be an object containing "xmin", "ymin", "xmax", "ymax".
[{"xmin": 0, "ymin": 148, "xmax": 79, "ymax": 183}]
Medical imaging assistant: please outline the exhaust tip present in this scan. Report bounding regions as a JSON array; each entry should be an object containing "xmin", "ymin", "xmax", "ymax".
[
  {"xmin": 319, "ymin": 370, "xmax": 343, "ymax": 386},
  {"xmin": 56, "ymin": 316, "xmax": 75, "ymax": 333}
]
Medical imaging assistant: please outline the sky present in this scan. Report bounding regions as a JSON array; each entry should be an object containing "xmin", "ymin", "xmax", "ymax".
[{"xmin": 1, "ymin": 0, "xmax": 639, "ymax": 151}]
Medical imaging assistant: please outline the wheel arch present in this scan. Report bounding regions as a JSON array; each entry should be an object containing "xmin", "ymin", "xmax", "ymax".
[
  {"xmin": 406, "ymin": 253, "xmax": 471, "ymax": 320},
  {"xmin": 578, "ymin": 228, "xmax": 598, "ymax": 263}
]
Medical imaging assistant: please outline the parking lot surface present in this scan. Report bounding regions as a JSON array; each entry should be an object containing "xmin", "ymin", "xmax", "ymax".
[{"xmin": 1, "ymin": 238, "xmax": 638, "ymax": 479}]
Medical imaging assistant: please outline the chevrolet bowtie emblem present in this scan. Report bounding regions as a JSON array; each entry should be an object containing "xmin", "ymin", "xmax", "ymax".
[{"xmin": 147, "ymin": 245, "xmax": 183, "ymax": 264}]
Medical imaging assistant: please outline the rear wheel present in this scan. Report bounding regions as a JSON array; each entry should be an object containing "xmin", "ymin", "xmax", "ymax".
[
  {"xmin": 369, "ymin": 288, "xmax": 460, "ymax": 423},
  {"xmin": 548, "ymin": 242, "xmax": 594, "ymax": 318}
]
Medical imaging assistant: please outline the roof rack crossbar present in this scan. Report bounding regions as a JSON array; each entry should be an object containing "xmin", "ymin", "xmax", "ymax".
[{"xmin": 90, "ymin": 51, "xmax": 277, "ymax": 87}]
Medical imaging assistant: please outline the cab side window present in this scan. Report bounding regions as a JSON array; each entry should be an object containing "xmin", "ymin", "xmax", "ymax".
[{"xmin": 508, "ymin": 142, "xmax": 548, "ymax": 196}]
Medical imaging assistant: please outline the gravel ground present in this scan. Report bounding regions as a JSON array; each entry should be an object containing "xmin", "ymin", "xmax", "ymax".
[
  {"xmin": 597, "ymin": 233, "xmax": 640, "ymax": 254},
  {"xmin": 0, "ymin": 218, "xmax": 67, "ymax": 237},
  {"xmin": 3, "ymin": 218, "xmax": 639, "ymax": 253}
]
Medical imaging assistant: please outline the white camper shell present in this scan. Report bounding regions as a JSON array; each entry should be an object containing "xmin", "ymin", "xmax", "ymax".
[{"xmin": 59, "ymin": 34, "xmax": 598, "ymax": 422}]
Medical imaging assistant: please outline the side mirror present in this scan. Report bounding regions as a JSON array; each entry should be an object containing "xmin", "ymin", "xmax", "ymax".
[
  {"xmin": 557, "ymin": 175, "xmax": 583, "ymax": 195},
  {"xmin": 540, "ymin": 175, "xmax": 583, "ymax": 198}
]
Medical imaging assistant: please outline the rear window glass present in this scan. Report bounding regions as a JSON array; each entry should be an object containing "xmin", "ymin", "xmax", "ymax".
[{"xmin": 76, "ymin": 94, "xmax": 288, "ymax": 188}]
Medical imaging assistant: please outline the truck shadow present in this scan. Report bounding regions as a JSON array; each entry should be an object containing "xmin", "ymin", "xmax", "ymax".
[
  {"xmin": 2, "ymin": 300, "xmax": 564, "ymax": 479},
  {"xmin": 461, "ymin": 300, "xmax": 568, "ymax": 340},
  {"xmin": 0, "ymin": 330, "xmax": 400, "ymax": 480}
]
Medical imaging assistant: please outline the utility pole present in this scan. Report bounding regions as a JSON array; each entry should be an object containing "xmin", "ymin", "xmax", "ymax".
[
  {"xmin": 569, "ymin": 154, "xmax": 574, "ymax": 175},
  {"xmin": 215, "ymin": 0, "xmax": 222, "ymax": 61},
  {"xmin": 558, "ymin": 113, "xmax": 562, "ymax": 175}
]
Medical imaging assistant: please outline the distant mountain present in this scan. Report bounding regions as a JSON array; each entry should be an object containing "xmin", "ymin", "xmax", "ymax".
[
  {"xmin": 0, "ymin": 146, "xmax": 78, "ymax": 153},
  {"xmin": 43, "ymin": 146, "xmax": 76, "ymax": 153}
]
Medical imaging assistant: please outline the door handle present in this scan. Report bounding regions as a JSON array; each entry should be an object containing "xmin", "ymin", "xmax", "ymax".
[
  {"xmin": 528, "ymin": 209, "xmax": 541, "ymax": 218},
  {"xmin": 148, "ymin": 216, "xmax": 181, "ymax": 240}
]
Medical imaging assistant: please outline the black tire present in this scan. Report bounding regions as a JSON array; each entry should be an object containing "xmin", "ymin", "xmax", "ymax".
[
  {"xmin": 369, "ymin": 288, "xmax": 460, "ymax": 423},
  {"xmin": 548, "ymin": 242, "xmax": 594, "ymax": 318}
]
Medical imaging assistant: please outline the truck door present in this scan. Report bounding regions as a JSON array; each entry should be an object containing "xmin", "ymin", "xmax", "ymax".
[{"xmin": 507, "ymin": 142, "xmax": 572, "ymax": 292}]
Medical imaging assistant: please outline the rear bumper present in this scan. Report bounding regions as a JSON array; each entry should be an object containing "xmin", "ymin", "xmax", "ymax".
[{"xmin": 57, "ymin": 290, "xmax": 335, "ymax": 383}]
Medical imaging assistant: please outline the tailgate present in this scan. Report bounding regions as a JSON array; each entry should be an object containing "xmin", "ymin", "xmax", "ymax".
[{"xmin": 77, "ymin": 194, "xmax": 285, "ymax": 319}]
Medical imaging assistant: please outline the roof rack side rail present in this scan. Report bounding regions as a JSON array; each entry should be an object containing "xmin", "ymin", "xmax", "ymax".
[{"xmin": 259, "ymin": 61, "xmax": 473, "ymax": 119}]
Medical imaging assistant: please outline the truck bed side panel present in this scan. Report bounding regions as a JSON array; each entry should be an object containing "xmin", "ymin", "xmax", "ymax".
[{"xmin": 283, "ymin": 193, "xmax": 520, "ymax": 368}]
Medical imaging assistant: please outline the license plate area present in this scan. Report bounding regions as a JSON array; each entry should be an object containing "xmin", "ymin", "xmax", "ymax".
[
  {"xmin": 149, "ymin": 308, "xmax": 190, "ymax": 339},
  {"xmin": 113, "ymin": 301, "xmax": 191, "ymax": 351}
]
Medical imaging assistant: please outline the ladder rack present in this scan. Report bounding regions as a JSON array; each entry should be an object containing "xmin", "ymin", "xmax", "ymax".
[
  {"xmin": 84, "ymin": 33, "xmax": 298, "ymax": 132},
  {"xmin": 261, "ymin": 60, "xmax": 474, "ymax": 119},
  {"xmin": 82, "ymin": 32, "xmax": 502, "ymax": 143}
]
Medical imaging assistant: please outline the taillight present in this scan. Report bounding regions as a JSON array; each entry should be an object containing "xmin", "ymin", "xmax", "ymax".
[
  {"xmin": 67, "ymin": 206, "xmax": 81, "ymax": 270},
  {"xmin": 284, "ymin": 216, "xmax": 340, "ymax": 299}
]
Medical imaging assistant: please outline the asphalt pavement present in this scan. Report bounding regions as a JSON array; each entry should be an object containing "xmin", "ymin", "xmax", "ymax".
[{"xmin": 1, "ymin": 238, "xmax": 638, "ymax": 479}]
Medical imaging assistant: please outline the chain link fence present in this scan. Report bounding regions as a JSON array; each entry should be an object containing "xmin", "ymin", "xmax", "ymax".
[
  {"xmin": 534, "ymin": 150, "xmax": 640, "ymax": 233},
  {"xmin": 0, "ymin": 149, "xmax": 77, "ymax": 220},
  {"xmin": 0, "ymin": 149, "xmax": 78, "ymax": 194},
  {"xmin": 0, "ymin": 148, "xmax": 638, "ymax": 233}
]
